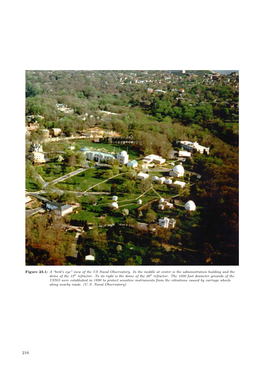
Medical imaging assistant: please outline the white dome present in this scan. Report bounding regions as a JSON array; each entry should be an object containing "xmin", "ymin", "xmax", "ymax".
[
  {"xmin": 165, "ymin": 179, "xmax": 172, "ymax": 184},
  {"xmin": 185, "ymin": 200, "xmax": 196, "ymax": 211},
  {"xmin": 173, "ymin": 164, "xmax": 184, "ymax": 173},
  {"xmin": 120, "ymin": 150, "xmax": 127, "ymax": 156},
  {"xmin": 137, "ymin": 199, "xmax": 142, "ymax": 205},
  {"xmin": 110, "ymin": 202, "xmax": 119, "ymax": 209},
  {"xmin": 160, "ymin": 198, "xmax": 165, "ymax": 203},
  {"xmin": 112, "ymin": 196, "xmax": 118, "ymax": 201},
  {"xmin": 153, "ymin": 176, "xmax": 159, "ymax": 181}
]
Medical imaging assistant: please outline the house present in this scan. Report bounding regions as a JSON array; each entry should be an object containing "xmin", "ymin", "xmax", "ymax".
[
  {"xmin": 33, "ymin": 152, "xmax": 49, "ymax": 164},
  {"xmin": 117, "ymin": 150, "xmax": 129, "ymax": 165},
  {"xmin": 46, "ymin": 201, "xmax": 73, "ymax": 216},
  {"xmin": 170, "ymin": 164, "xmax": 185, "ymax": 178},
  {"xmin": 127, "ymin": 159, "xmax": 138, "ymax": 168},
  {"xmin": 85, "ymin": 248, "xmax": 95, "ymax": 261},
  {"xmin": 158, "ymin": 217, "xmax": 176, "ymax": 228},
  {"xmin": 30, "ymin": 143, "xmax": 43, "ymax": 153},
  {"xmin": 143, "ymin": 154, "xmax": 166, "ymax": 165},
  {"xmin": 137, "ymin": 172, "xmax": 149, "ymax": 180},
  {"xmin": 51, "ymin": 128, "xmax": 62, "ymax": 137}
]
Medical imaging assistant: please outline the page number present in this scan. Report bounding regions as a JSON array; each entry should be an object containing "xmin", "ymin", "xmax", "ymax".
[{"xmin": 22, "ymin": 351, "xmax": 29, "ymax": 355}]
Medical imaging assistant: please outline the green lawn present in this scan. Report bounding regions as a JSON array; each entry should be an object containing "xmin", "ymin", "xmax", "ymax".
[
  {"xmin": 25, "ymin": 177, "xmax": 41, "ymax": 192},
  {"xmin": 56, "ymin": 168, "xmax": 117, "ymax": 192},
  {"xmin": 35, "ymin": 162, "xmax": 80, "ymax": 183}
]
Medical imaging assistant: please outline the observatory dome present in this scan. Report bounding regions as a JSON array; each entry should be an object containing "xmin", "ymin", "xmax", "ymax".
[{"xmin": 184, "ymin": 200, "xmax": 196, "ymax": 211}]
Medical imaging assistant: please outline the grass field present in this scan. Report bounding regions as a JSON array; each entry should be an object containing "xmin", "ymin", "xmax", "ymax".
[
  {"xmin": 25, "ymin": 177, "xmax": 41, "ymax": 192},
  {"xmin": 55, "ymin": 168, "xmax": 123, "ymax": 192},
  {"xmin": 35, "ymin": 163, "xmax": 80, "ymax": 183}
]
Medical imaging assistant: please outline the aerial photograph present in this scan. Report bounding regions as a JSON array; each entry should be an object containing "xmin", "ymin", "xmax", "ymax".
[{"xmin": 25, "ymin": 70, "xmax": 239, "ymax": 266}]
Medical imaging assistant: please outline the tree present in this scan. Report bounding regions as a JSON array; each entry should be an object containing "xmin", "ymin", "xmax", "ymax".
[
  {"xmin": 76, "ymin": 152, "xmax": 87, "ymax": 166},
  {"xmin": 122, "ymin": 180, "xmax": 135, "ymax": 194},
  {"xmin": 145, "ymin": 209, "xmax": 157, "ymax": 225},
  {"xmin": 138, "ymin": 178, "xmax": 152, "ymax": 193}
]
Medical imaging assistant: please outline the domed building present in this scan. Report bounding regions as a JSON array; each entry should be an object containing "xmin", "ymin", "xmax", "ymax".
[
  {"xmin": 110, "ymin": 202, "xmax": 119, "ymax": 210},
  {"xmin": 112, "ymin": 196, "xmax": 118, "ymax": 202},
  {"xmin": 165, "ymin": 178, "xmax": 172, "ymax": 185},
  {"xmin": 117, "ymin": 150, "xmax": 129, "ymax": 165},
  {"xmin": 184, "ymin": 200, "xmax": 196, "ymax": 212},
  {"xmin": 170, "ymin": 163, "xmax": 185, "ymax": 178}
]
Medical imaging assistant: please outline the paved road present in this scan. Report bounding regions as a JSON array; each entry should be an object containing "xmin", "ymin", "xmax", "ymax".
[{"xmin": 26, "ymin": 207, "xmax": 45, "ymax": 217}]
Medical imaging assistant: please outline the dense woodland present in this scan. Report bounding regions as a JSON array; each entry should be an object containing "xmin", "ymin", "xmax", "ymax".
[{"xmin": 26, "ymin": 70, "xmax": 239, "ymax": 265}]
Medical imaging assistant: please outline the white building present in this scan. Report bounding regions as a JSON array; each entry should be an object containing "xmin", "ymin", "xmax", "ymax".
[
  {"xmin": 170, "ymin": 163, "xmax": 185, "ymax": 178},
  {"xmin": 156, "ymin": 177, "xmax": 166, "ymax": 184},
  {"xmin": 158, "ymin": 217, "xmax": 176, "ymax": 228},
  {"xmin": 179, "ymin": 150, "xmax": 192, "ymax": 158},
  {"xmin": 174, "ymin": 180, "xmax": 186, "ymax": 188},
  {"xmin": 110, "ymin": 202, "xmax": 119, "ymax": 210},
  {"xmin": 165, "ymin": 179, "xmax": 173, "ymax": 185},
  {"xmin": 46, "ymin": 201, "xmax": 73, "ymax": 216},
  {"xmin": 117, "ymin": 150, "xmax": 129, "ymax": 165},
  {"xmin": 85, "ymin": 248, "xmax": 95, "ymax": 261},
  {"xmin": 185, "ymin": 200, "xmax": 196, "ymax": 212},
  {"xmin": 33, "ymin": 152, "xmax": 49, "ymax": 164},
  {"xmin": 137, "ymin": 172, "xmax": 149, "ymax": 180},
  {"xmin": 112, "ymin": 196, "xmax": 118, "ymax": 202},
  {"xmin": 179, "ymin": 141, "xmax": 210, "ymax": 155},
  {"xmin": 158, "ymin": 201, "xmax": 174, "ymax": 211},
  {"xmin": 83, "ymin": 149, "xmax": 116, "ymax": 163},
  {"xmin": 127, "ymin": 160, "xmax": 138, "ymax": 168},
  {"xmin": 143, "ymin": 154, "xmax": 166, "ymax": 165}
]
